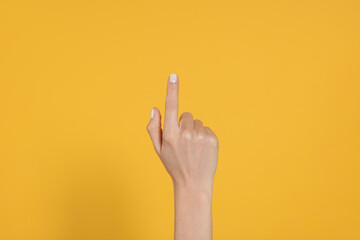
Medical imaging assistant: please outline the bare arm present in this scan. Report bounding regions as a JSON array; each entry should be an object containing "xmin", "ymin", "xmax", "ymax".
[
  {"xmin": 173, "ymin": 182, "xmax": 213, "ymax": 240},
  {"xmin": 147, "ymin": 73, "xmax": 219, "ymax": 240}
]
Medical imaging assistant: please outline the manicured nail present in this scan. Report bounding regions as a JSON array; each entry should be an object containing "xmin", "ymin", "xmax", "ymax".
[
  {"xmin": 169, "ymin": 73, "xmax": 177, "ymax": 83},
  {"xmin": 150, "ymin": 108, "xmax": 154, "ymax": 119}
]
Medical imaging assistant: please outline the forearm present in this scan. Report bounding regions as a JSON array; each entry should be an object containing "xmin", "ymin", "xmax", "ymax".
[{"xmin": 173, "ymin": 182, "xmax": 213, "ymax": 240}]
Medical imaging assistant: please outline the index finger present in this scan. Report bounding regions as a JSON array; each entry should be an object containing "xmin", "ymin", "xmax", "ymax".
[{"xmin": 164, "ymin": 73, "xmax": 179, "ymax": 130}]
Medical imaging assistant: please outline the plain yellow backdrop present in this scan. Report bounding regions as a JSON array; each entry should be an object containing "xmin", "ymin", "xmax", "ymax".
[{"xmin": 0, "ymin": 0, "xmax": 359, "ymax": 239}]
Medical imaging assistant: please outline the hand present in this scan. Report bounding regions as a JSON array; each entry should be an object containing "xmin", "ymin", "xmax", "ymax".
[
  {"xmin": 146, "ymin": 73, "xmax": 219, "ymax": 190},
  {"xmin": 146, "ymin": 73, "xmax": 219, "ymax": 240}
]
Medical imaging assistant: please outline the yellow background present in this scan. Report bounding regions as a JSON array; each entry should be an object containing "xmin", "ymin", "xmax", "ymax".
[{"xmin": 0, "ymin": 0, "xmax": 359, "ymax": 239}]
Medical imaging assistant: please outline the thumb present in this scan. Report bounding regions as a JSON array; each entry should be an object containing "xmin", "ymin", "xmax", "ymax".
[{"xmin": 146, "ymin": 107, "xmax": 162, "ymax": 156}]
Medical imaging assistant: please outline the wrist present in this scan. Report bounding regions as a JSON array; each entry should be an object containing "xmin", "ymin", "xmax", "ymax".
[
  {"xmin": 172, "ymin": 180, "xmax": 214, "ymax": 240},
  {"xmin": 173, "ymin": 180, "xmax": 213, "ymax": 203}
]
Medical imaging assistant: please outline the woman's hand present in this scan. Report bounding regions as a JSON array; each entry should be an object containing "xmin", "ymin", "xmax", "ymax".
[
  {"xmin": 146, "ymin": 73, "xmax": 219, "ymax": 191},
  {"xmin": 146, "ymin": 73, "xmax": 219, "ymax": 240}
]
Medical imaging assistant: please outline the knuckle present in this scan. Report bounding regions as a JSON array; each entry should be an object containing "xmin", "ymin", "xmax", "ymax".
[
  {"xmin": 205, "ymin": 126, "xmax": 213, "ymax": 132},
  {"xmin": 181, "ymin": 130, "xmax": 193, "ymax": 141},
  {"xmin": 146, "ymin": 123, "xmax": 152, "ymax": 132},
  {"xmin": 195, "ymin": 132, "xmax": 206, "ymax": 141},
  {"xmin": 163, "ymin": 130, "xmax": 176, "ymax": 143},
  {"xmin": 180, "ymin": 112, "xmax": 193, "ymax": 119},
  {"xmin": 165, "ymin": 103, "xmax": 177, "ymax": 113},
  {"xmin": 166, "ymin": 101, "xmax": 177, "ymax": 109},
  {"xmin": 207, "ymin": 135, "xmax": 219, "ymax": 146},
  {"xmin": 194, "ymin": 119, "xmax": 203, "ymax": 124}
]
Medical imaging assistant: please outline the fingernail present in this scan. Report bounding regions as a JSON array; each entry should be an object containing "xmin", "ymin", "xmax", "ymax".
[
  {"xmin": 169, "ymin": 73, "xmax": 177, "ymax": 83},
  {"xmin": 150, "ymin": 108, "xmax": 154, "ymax": 119}
]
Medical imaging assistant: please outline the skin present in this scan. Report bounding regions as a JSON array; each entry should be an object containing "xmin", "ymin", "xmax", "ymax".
[{"xmin": 146, "ymin": 73, "xmax": 219, "ymax": 240}]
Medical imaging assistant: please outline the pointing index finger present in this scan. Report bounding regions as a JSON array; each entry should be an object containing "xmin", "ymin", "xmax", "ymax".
[{"xmin": 164, "ymin": 73, "xmax": 179, "ymax": 130}]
